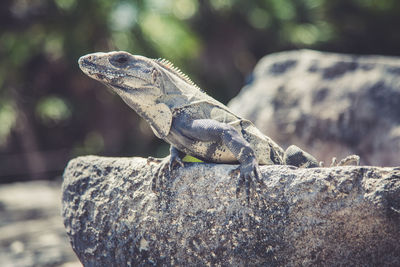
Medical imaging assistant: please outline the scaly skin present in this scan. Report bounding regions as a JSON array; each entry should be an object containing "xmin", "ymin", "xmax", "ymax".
[{"xmin": 78, "ymin": 51, "xmax": 325, "ymax": 201}]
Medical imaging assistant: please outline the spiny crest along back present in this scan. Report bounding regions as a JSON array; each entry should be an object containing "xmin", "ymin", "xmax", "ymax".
[{"xmin": 155, "ymin": 58, "xmax": 201, "ymax": 90}]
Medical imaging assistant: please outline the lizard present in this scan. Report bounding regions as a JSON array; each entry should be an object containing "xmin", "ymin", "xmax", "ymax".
[{"xmin": 78, "ymin": 51, "xmax": 359, "ymax": 200}]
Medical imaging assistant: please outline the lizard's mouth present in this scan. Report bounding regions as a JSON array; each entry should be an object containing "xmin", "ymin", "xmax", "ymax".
[
  {"xmin": 78, "ymin": 56, "xmax": 97, "ymax": 74},
  {"xmin": 78, "ymin": 57, "xmax": 125, "ymax": 84},
  {"xmin": 96, "ymin": 73, "xmax": 106, "ymax": 80}
]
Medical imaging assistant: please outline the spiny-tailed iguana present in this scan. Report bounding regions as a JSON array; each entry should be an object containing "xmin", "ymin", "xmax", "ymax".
[{"xmin": 78, "ymin": 51, "xmax": 359, "ymax": 199}]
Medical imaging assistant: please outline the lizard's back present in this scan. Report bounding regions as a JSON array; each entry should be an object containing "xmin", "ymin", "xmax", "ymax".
[{"xmin": 165, "ymin": 100, "xmax": 284, "ymax": 165}]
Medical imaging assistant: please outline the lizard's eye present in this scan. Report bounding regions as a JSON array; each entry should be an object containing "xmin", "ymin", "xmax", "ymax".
[
  {"xmin": 116, "ymin": 55, "xmax": 128, "ymax": 64},
  {"xmin": 110, "ymin": 54, "xmax": 129, "ymax": 67}
]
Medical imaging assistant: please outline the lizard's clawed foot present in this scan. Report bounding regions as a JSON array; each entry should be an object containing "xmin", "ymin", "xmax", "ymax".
[
  {"xmin": 151, "ymin": 154, "xmax": 184, "ymax": 192},
  {"xmin": 169, "ymin": 152, "xmax": 185, "ymax": 172},
  {"xmin": 234, "ymin": 158, "xmax": 263, "ymax": 204},
  {"xmin": 151, "ymin": 157, "xmax": 169, "ymax": 192}
]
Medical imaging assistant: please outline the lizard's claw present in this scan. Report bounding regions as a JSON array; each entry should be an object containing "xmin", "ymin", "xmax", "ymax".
[
  {"xmin": 235, "ymin": 159, "xmax": 263, "ymax": 203},
  {"xmin": 152, "ymin": 154, "xmax": 185, "ymax": 192},
  {"xmin": 151, "ymin": 157, "xmax": 169, "ymax": 192},
  {"xmin": 169, "ymin": 153, "xmax": 185, "ymax": 172}
]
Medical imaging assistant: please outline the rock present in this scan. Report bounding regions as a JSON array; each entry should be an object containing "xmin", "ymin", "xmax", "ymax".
[
  {"xmin": 0, "ymin": 180, "xmax": 80, "ymax": 267},
  {"xmin": 62, "ymin": 155, "xmax": 400, "ymax": 266},
  {"xmin": 228, "ymin": 49, "xmax": 400, "ymax": 167}
]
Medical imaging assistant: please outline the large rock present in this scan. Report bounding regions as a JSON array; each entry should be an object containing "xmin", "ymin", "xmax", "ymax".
[
  {"xmin": 62, "ymin": 155, "xmax": 400, "ymax": 266},
  {"xmin": 228, "ymin": 50, "xmax": 400, "ymax": 167}
]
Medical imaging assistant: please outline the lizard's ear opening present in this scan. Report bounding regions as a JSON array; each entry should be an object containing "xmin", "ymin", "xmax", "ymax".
[
  {"xmin": 151, "ymin": 68, "xmax": 160, "ymax": 83},
  {"xmin": 152, "ymin": 67, "xmax": 165, "ymax": 93}
]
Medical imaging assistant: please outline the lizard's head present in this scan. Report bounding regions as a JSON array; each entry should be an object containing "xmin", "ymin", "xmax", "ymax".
[{"xmin": 78, "ymin": 51, "xmax": 163, "ymax": 96}]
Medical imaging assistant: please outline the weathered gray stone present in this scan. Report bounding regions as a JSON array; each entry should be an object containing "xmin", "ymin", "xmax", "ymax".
[
  {"xmin": 62, "ymin": 155, "xmax": 400, "ymax": 266},
  {"xmin": 228, "ymin": 49, "xmax": 400, "ymax": 167}
]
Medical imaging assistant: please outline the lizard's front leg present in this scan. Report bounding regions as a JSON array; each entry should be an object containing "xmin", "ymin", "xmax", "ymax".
[
  {"xmin": 175, "ymin": 118, "xmax": 262, "ymax": 202},
  {"xmin": 151, "ymin": 146, "xmax": 185, "ymax": 192},
  {"xmin": 169, "ymin": 145, "xmax": 185, "ymax": 170}
]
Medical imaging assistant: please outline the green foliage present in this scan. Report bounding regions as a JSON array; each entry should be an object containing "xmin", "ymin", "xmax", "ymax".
[
  {"xmin": 0, "ymin": 101, "xmax": 17, "ymax": 147},
  {"xmin": 36, "ymin": 96, "xmax": 71, "ymax": 126},
  {"xmin": 1, "ymin": 0, "xmax": 400, "ymax": 181},
  {"xmin": 140, "ymin": 13, "xmax": 201, "ymax": 60},
  {"xmin": 73, "ymin": 131, "xmax": 105, "ymax": 156}
]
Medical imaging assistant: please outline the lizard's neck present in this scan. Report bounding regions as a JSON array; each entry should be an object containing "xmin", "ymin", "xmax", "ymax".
[
  {"xmin": 117, "ymin": 89, "xmax": 172, "ymax": 138},
  {"xmin": 117, "ymin": 89, "xmax": 159, "ymax": 117},
  {"xmin": 158, "ymin": 70, "xmax": 206, "ymax": 109}
]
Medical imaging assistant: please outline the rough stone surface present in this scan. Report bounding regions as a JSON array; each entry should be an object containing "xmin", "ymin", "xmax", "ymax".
[
  {"xmin": 228, "ymin": 49, "xmax": 400, "ymax": 166},
  {"xmin": 63, "ymin": 155, "xmax": 400, "ymax": 266},
  {"xmin": 0, "ymin": 180, "xmax": 80, "ymax": 267}
]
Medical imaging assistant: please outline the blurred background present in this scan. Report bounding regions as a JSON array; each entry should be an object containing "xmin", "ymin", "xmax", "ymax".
[
  {"xmin": 1, "ymin": 0, "xmax": 400, "ymax": 183},
  {"xmin": 1, "ymin": 0, "xmax": 400, "ymax": 266}
]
